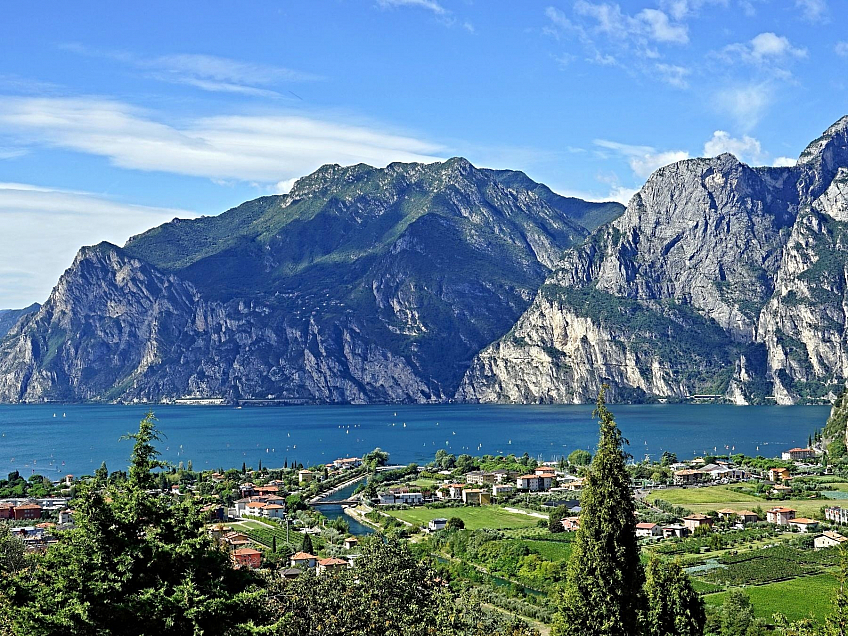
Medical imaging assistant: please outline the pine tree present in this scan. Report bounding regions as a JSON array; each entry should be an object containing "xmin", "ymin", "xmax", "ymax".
[
  {"xmin": 301, "ymin": 533, "xmax": 313, "ymax": 555},
  {"xmin": 187, "ymin": 460, "xmax": 193, "ymax": 472},
  {"xmin": 552, "ymin": 386, "xmax": 645, "ymax": 636},
  {"xmin": 644, "ymin": 555, "xmax": 705, "ymax": 636}
]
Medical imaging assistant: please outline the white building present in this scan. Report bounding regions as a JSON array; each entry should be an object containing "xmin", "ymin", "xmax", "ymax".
[{"xmin": 428, "ymin": 518, "xmax": 448, "ymax": 531}]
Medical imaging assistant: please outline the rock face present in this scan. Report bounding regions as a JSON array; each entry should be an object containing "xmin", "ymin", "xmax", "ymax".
[
  {"xmin": 0, "ymin": 303, "xmax": 40, "ymax": 339},
  {"xmin": 458, "ymin": 116, "xmax": 848, "ymax": 404},
  {"xmin": 0, "ymin": 159, "xmax": 621, "ymax": 403}
]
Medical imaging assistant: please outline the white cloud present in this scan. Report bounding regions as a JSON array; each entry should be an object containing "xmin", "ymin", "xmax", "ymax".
[
  {"xmin": 551, "ymin": 184, "xmax": 638, "ymax": 205},
  {"xmin": 594, "ymin": 139, "xmax": 690, "ymax": 179},
  {"xmin": 703, "ymin": 130, "xmax": 763, "ymax": 163},
  {"xmin": 606, "ymin": 185, "xmax": 640, "ymax": 204},
  {"xmin": 636, "ymin": 9, "xmax": 688, "ymax": 44},
  {"xmin": 719, "ymin": 32, "xmax": 807, "ymax": 65},
  {"xmin": 0, "ymin": 182, "xmax": 195, "ymax": 307},
  {"xmin": 795, "ymin": 0, "xmax": 828, "ymax": 22},
  {"xmin": 772, "ymin": 156, "xmax": 796, "ymax": 167},
  {"xmin": 572, "ymin": 1, "xmax": 689, "ymax": 45},
  {"xmin": 749, "ymin": 33, "xmax": 807, "ymax": 59},
  {"xmin": 654, "ymin": 63, "xmax": 690, "ymax": 88},
  {"xmin": 715, "ymin": 83, "xmax": 774, "ymax": 130},
  {"xmin": 659, "ymin": 0, "xmax": 731, "ymax": 20},
  {"xmin": 836, "ymin": 42, "xmax": 848, "ymax": 58},
  {"xmin": 0, "ymin": 97, "xmax": 446, "ymax": 185},
  {"xmin": 377, "ymin": 0, "xmax": 447, "ymax": 14}
]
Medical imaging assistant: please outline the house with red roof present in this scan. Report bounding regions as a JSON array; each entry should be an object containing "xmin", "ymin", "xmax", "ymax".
[{"xmin": 232, "ymin": 548, "xmax": 262, "ymax": 569}]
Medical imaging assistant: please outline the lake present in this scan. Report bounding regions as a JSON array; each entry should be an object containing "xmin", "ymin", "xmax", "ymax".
[{"xmin": 0, "ymin": 403, "xmax": 831, "ymax": 478}]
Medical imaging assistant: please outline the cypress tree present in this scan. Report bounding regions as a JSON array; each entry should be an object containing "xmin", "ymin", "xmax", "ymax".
[
  {"xmin": 644, "ymin": 555, "xmax": 705, "ymax": 636},
  {"xmin": 242, "ymin": 462, "xmax": 246, "ymax": 474},
  {"xmin": 553, "ymin": 386, "xmax": 645, "ymax": 636},
  {"xmin": 301, "ymin": 533, "xmax": 313, "ymax": 555},
  {"xmin": 272, "ymin": 535, "xmax": 277, "ymax": 554}
]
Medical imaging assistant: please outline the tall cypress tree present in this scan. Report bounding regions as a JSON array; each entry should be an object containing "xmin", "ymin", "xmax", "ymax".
[
  {"xmin": 553, "ymin": 386, "xmax": 645, "ymax": 636},
  {"xmin": 644, "ymin": 555, "xmax": 705, "ymax": 636},
  {"xmin": 301, "ymin": 533, "xmax": 314, "ymax": 555}
]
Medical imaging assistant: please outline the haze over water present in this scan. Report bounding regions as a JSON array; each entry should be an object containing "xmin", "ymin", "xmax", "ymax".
[{"xmin": 0, "ymin": 404, "xmax": 829, "ymax": 478}]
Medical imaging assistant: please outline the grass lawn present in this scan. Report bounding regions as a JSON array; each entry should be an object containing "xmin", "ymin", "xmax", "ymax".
[
  {"xmin": 409, "ymin": 478, "xmax": 440, "ymax": 489},
  {"xmin": 522, "ymin": 539, "xmax": 573, "ymax": 561},
  {"xmin": 385, "ymin": 506, "xmax": 540, "ymax": 530},
  {"xmin": 704, "ymin": 573, "xmax": 838, "ymax": 623},
  {"xmin": 647, "ymin": 485, "xmax": 827, "ymax": 517},
  {"xmin": 233, "ymin": 520, "xmax": 270, "ymax": 530}
]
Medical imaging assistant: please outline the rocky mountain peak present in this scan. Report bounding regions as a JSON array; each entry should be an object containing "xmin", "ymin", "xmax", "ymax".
[{"xmin": 799, "ymin": 115, "xmax": 848, "ymax": 166}]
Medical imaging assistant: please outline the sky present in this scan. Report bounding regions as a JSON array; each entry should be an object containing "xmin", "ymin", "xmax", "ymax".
[{"xmin": 0, "ymin": 0, "xmax": 846, "ymax": 308}]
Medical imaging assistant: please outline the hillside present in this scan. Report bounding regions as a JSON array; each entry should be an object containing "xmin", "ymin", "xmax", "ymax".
[{"xmin": 0, "ymin": 158, "xmax": 620, "ymax": 403}]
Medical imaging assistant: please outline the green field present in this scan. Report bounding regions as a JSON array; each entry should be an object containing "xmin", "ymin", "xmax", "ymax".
[
  {"xmin": 648, "ymin": 485, "xmax": 827, "ymax": 517},
  {"xmin": 521, "ymin": 539, "xmax": 573, "ymax": 561},
  {"xmin": 704, "ymin": 573, "xmax": 838, "ymax": 623},
  {"xmin": 385, "ymin": 506, "xmax": 540, "ymax": 530}
]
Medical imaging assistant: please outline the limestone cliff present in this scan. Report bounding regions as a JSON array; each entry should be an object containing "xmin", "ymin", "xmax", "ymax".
[{"xmin": 458, "ymin": 117, "xmax": 848, "ymax": 404}]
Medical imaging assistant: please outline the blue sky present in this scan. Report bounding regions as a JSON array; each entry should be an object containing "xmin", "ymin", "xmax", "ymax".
[{"xmin": 0, "ymin": 0, "xmax": 846, "ymax": 307}]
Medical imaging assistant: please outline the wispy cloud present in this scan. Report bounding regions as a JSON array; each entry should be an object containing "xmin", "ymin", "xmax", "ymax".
[
  {"xmin": 61, "ymin": 44, "xmax": 321, "ymax": 98},
  {"xmin": 0, "ymin": 182, "xmax": 195, "ymax": 307},
  {"xmin": 0, "ymin": 147, "xmax": 26, "ymax": 160},
  {"xmin": 594, "ymin": 139, "xmax": 690, "ymax": 179},
  {"xmin": 795, "ymin": 0, "xmax": 828, "ymax": 22},
  {"xmin": 544, "ymin": 3, "xmax": 689, "ymax": 85},
  {"xmin": 375, "ymin": 0, "xmax": 474, "ymax": 30},
  {"xmin": 377, "ymin": 0, "xmax": 447, "ymax": 15},
  {"xmin": 654, "ymin": 63, "xmax": 690, "ymax": 88},
  {"xmin": 714, "ymin": 82, "xmax": 774, "ymax": 130},
  {"xmin": 0, "ymin": 97, "xmax": 446, "ymax": 185},
  {"xmin": 836, "ymin": 42, "xmax": 848, "ymax": 58}
]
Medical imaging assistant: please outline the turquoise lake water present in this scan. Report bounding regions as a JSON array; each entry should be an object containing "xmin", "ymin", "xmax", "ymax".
[{"xmin": 0, "ymin": 403, "xmax": 831, "ymax": 478}]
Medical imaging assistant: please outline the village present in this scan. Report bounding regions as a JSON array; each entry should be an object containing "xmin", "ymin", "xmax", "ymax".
[{"xmin": 5, "ymin": 440, "xmax": 848, "ymax": 628}]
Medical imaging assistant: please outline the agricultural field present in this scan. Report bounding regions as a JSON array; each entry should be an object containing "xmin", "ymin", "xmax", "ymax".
[
  {"xmin": 700, "ymin": 545, "xmax": 839, "ymax": 586},
  {"xmin": 704, "ymin": 573, "xmax": 838, "ymax": 622},
  {"xmin": 647, "ymin": 484, "xmax": 828, "ymax": 517},
  {"xmin": 385, "ymin": 506, "xmax": 541, "ymax": 530}
]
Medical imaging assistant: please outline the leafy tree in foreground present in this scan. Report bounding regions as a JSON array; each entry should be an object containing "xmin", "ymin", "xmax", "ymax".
[
  {"xmin": 553, "ymin": 386, "xmax": 645, "ymax": 636},
  {"xmin": 827, "ymin": 547, "xmax": 848, "ymax": 636},
  {"xmin": 720, "ymin": 589, "xmax": 764, "ymax": 636},
  {"xmin": 7, "ymin": 412, "xmax": 262, "ymax": 636},
  {"xmin": 253, "ymin": 535, "xmax": 538, "ymax": 636},
  {"xmin": 643, "ymin": 555, "xmax": 705, "ymax": 636}
]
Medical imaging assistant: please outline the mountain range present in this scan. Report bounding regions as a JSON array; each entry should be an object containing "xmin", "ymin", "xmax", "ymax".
[{"xmin": 1, "ymin": 116, "xmax": 847, "ymax": 405}]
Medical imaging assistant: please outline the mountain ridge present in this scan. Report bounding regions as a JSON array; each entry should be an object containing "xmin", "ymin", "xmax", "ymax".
[
  {"xmin": 0, "ymin": 158, "xmax": 620, "ymax": 404},
  {"xmin": 457, "ymin": 116, "xmax": 848, "ymax": 405}
]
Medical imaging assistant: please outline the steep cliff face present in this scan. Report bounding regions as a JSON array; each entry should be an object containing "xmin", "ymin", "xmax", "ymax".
[
  {"xmin": 0, "ymin": 303, "xmax": 40, "ymax": 339},
  {"xmin": 0, "ymin": 159, "xmax": 621, "ymax": 403},
  {"xmin": 458, "ymin": 117, "xmax": 848, "ymax": 404}
]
